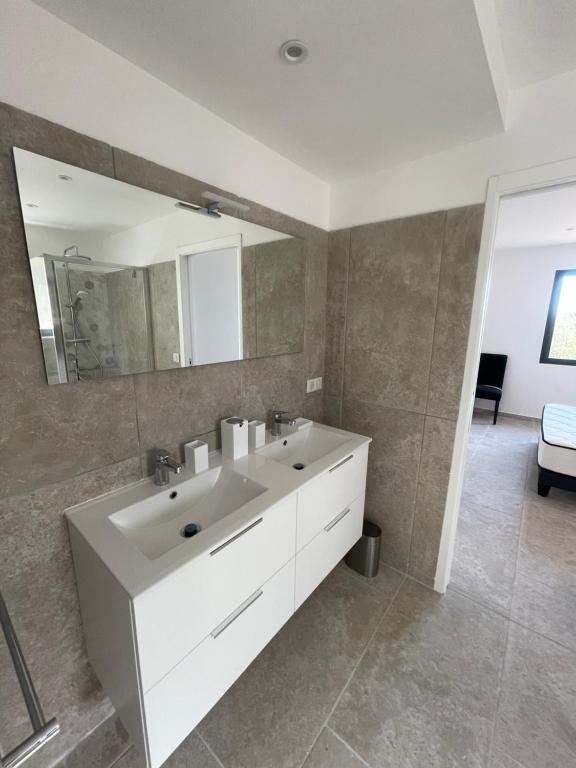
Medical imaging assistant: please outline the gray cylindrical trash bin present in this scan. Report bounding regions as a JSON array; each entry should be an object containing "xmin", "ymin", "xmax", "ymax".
[{"xmin": 345, "ymin": 520, "xmax": 381, "ymax": 578}]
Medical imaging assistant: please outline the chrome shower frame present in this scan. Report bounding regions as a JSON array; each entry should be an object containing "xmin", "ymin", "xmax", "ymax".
[{"xmin": 42, "ymin": 252, "xmax": 154, "ymax": 383}]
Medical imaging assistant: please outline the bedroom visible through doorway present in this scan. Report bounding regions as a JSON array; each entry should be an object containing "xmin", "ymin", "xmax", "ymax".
[{"xmin": 449, "ymin": 180, "xmax": 576, "ymax": 644}]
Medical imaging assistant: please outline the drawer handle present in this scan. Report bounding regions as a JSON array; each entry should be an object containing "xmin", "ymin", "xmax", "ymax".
[
  {"xmin": 329, "ymin": 454, "xmax": 353, "ymax": 473},
  {"xmin": 210, "ymin": 517, "xmax": 263, "ymax": 556},
  {"xmin": 325, "ymin": 507, "xmax": 351, "ymax": 532},
  {"xmin": 211, "ymin": 589, "xmax": 264, "ymax": 639}
]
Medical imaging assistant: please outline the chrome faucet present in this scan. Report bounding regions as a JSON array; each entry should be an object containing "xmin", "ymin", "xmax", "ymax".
[
  {"xmin": 272, "ymin": 410, "xmax": 297, "ymax": 437},
  {"xmin": 154, "ymin": 450, "xmax": 183, "ymax": 486}
]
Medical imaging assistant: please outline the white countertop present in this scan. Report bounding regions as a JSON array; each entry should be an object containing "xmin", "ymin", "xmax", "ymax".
[{"xmin": 66, "ymin": 422, "xmax": 371, "ymax": 598}]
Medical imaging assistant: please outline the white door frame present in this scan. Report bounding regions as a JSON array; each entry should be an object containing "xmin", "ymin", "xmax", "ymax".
[{"xmin": 434, "ymin": 155, "xmax": 576, "ymax": 593}]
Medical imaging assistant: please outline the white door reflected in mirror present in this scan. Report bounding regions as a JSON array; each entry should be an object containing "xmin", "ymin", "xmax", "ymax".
[{"xmin": 177, "ymin": 238, "xmax": 243, "ymax": 367}]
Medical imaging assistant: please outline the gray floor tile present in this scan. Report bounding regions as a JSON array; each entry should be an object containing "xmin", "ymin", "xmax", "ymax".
[
  {"xmin": 516, "ymin": 499, "xmax": 576, "ymax": 587},
  {"xmin": 490, "ymin": 749, "xmax": 526, "ymax": 767},
  {"xmin": 511, "ymin": 570, "xmax": 576, "ymax": 652},
  {"xmin": 329, "ymin": 580, "xmax": 507, "ymax": 768},
  {"xmin": 198, "ymin": 565, "xmax": 403, "ymax": 768},
  {"xmin": 451, "ymin": 501, "xmax": 521, "ymax": 614},
  {"xmin": 302, "ymin": 729, "xmax": 369, "ymax": 768},
  {"xmin": 111, "ymin": 732, "xmax": 220, "ymax": 768},
  {"xmin": 511, "ymin": 497, "xmax": 576, "ymax": 650},
  {"xmin": 460, "ymin": 482, "xmax": 524, "ymax": 517},
  {"xmin": 463, "ymin": 465, "xmax": 526, "ymax": 493},
  {"xmin": 494, "ymin": 623, "xmax": 576, "ymax": 768}
]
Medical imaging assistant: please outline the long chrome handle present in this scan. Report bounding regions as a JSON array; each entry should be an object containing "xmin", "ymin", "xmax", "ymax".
[
  {"xmin": 211, "ymin": 589, "xmax": 264, "ymax": 639},
  {"xmin": 0, "ymin": 590, "xmax": 60, "ymax": 768},
  {"xmin": 329, "ymin": 454, "xmax": 353, "ymax": 473},
  {"xmin": 2, "ymin": 720, "xmax": 60, "ymax": 768},
  {"xmin": 325, "ymin": 507, "xmax": 351, "ymax": 532},
  {"xmin": 210, "ymin": 518, "xmax": 263, "ymax": 556}
]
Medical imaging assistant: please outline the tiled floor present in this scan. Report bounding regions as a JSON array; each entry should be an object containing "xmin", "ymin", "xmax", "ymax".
[{"xmin": 113, "ymin": 412, "xmax": 576, "ymax": 768}]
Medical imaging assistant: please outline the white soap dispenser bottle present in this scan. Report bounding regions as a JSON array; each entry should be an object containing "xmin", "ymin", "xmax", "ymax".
[{"xmin": 221, "ymin": 417, "xmax": 248, "ymax": 459}]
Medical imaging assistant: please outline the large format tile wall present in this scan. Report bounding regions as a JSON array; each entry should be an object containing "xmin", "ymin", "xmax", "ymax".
[
  {"xmin": 0, "ymin": 101, "xmax": 327, "ymax": 768},
  {"xmin": 324, "ymin": 206, "xmax": 484, "ymax": 585}
]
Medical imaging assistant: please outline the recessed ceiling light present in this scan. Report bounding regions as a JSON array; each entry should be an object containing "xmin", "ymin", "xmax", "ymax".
[
  {"xmin": 25, "ymin": 203, "xmax": 39, "ymax": 208},
  {"xmin": 58, "ymin": 174, "xmax": 73, "ymax": 181},
  {"xmin": 280, "ymin": 40, "xmax": 308, "ymax": 64}
]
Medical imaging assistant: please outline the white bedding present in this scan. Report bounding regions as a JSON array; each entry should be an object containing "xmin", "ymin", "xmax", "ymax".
[{"xmin": 538, "ymin": 403, "xmax": 576, "ymax": 477}]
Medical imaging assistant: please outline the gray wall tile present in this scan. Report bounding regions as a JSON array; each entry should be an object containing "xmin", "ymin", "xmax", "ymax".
[
  {"xmin": 323, "ymin": 395, "xmax": 342, "ymax": 428},
  {"xmin": 0, "ymin": 102, "xmax": 328, "ymax": 767},
  {"xmin": 134, "ymin": 362, "xmax": 243, "ymax": 459},
  {"xmin": 345, "ymin": 212, "xmax": 445, "ymax": 413},
  {"xmin": 302, "ymin": 391, "xmax": 325, "ymax": 423},
  {"xmin": 341, "ymin": 399, "xmax": 425, "ymax": 571},
  {"xmin": 0, "ymin": 458, "xmax": 141, "ymax": 768},
  {"xmin": 324, "ymin": 230, "xmax": 350, "ymax": 398},
  {"xmin": 325, "ymin": 207, "xmax": 483, "ymax": 584},
  {"xmin": 427, "ymin": 205, "xmax": 484, "ymax": 420},
  {"xmin": 409, "ymin": 415, "xmax": 457, "ymax": 585},
  {"xmin": 304, "ymin": 230, "xmax": 329, "ymax": 379}
]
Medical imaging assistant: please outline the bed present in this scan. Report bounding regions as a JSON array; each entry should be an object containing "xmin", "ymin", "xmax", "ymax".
[{"xmin": 538, "ymin": 403, "xmax": 576, "ymax": 497}]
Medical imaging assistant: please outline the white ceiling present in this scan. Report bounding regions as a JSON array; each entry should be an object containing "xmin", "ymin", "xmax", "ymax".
[
  {"xmin": 494, "ymin": 0, "xmax": 576, "ymax": 88},
  {"xmin": 495, "ymin": 183, "xmax": 576, "ymax": 250},
  {"xmin": 29, "ymin": 0, "xmax": 503, "ymax": 182},
  {"xmin": 14, "ymin": 148, "xmax": 174, "ymax": 233}
]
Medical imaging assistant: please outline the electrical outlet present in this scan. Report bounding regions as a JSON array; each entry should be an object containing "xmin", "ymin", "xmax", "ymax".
[
  {"xmin": 172, "ymin": 352, "xmax": 180, "ymax": 363},
  {"xmin": 306, "ymin": 377, "xmax": 323, "ymax": 393}
]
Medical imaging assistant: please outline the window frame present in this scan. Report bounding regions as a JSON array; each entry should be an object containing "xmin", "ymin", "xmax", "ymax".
[{"xmin": 540, "ymin": 268, "xmax": 576, "ymax": 366}]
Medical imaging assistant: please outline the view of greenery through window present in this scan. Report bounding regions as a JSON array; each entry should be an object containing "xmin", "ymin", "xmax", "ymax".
[{"xmin": 549, "ymin": 272, "xmax": 576, "ymax": 361}]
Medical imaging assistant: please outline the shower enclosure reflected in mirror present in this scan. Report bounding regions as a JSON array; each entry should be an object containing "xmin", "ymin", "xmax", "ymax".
[{"xmin": 14, "ymin": 148, "xmax": 305, "ymax": 384}]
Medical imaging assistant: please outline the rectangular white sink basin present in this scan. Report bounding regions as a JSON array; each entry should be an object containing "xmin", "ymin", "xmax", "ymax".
[
  {"xmin": 110, "ymin": 466, "xmax": 266, "ymax": 560},
  {"xmin": 257, "ymin": 425, "xmax": 351, "ymax": 469}
]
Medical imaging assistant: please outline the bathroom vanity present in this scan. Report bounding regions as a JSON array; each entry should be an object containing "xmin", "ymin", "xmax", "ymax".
[{"xmin": 67, "ymin": 422, "xmax": 370, "ymax": 768}]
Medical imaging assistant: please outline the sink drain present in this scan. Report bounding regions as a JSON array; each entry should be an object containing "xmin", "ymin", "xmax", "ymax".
[
  {"xmin": 292, "ymin": 462, "xmax": 306, "ymax": 471},
  {"xmin": 181, "ymin": 523, "xmax": 200, "ymax": 538}
]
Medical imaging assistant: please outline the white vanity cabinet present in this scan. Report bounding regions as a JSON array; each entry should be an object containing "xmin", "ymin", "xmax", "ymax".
[
  {"xmin": 134, "ymin": 494, "xmax": 297, "ymax": 692},
  {"xmin": 69, "ymin": 435, "xmax": 370, "ymax": 768},
  {"xmin": 144, "ymin": 559, "xmax": 295, "ymax": 767},
  {"xmin": 295, "ymin": 443, "xmax": 369, "ymax": 608},
  {"xmin": 296, "ymin": 443, "xmax": 369, "ymax": 549}
]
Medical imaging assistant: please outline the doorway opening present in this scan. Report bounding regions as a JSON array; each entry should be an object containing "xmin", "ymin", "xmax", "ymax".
[{"xmin": 437, "ymin": 160, "xmax": 576, "ymax": 622}]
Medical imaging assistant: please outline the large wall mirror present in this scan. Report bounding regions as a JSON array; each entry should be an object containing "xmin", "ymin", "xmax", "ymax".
[{"xmin": 13, "ymin": 148, "xmax": 305, "ymax": 385}]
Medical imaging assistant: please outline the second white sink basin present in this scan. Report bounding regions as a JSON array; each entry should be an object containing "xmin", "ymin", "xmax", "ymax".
[
  {"xmin": 257, "ymin": 425, "xmax": 351, "ymax": 469},
  {"xmin": 110, "ymin": 467, "xmax": 267, "ymax": 560}
]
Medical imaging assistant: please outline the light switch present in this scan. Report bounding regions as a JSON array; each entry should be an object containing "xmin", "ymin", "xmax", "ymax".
[{"xmin": 306, "ymin": 377, "xmax": 323, "ymax": 393}]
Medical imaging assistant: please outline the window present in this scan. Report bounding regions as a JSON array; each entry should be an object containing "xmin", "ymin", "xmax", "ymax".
[{"xmin": 540, "ymin": 269, "xmax": 576, "ymax": 365}]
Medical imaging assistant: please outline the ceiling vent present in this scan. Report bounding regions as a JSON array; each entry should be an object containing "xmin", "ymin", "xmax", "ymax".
[{"xmin": 280, "ymin": 40, "xmax": 308, "ymax": 64}]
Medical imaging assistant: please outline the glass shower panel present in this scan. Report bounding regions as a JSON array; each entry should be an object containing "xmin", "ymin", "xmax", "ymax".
[{"xmin": 51, "ymin": 260, "xmax": 153, "ymax": 382}]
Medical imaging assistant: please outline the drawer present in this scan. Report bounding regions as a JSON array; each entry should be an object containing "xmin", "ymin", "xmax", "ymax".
[
  {"xmin": 144, "ymin": 558, "xmax": 295, "ymax": 768},
  {"xmin": 133, "ymin": 494, "xmax": 296, "ymax": 692},
  {"xmin": 296, "ymin": 444, "xmax": 368, "ymax": 550},
  {"xmin": 295, "ymin": 493, "xmax": 364, "ymax": 610}
]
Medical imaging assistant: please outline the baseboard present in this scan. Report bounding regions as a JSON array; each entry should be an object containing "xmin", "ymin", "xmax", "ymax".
[{"xmin": 473, "ymin": 408, "xmax": 540, "ymax": 423}]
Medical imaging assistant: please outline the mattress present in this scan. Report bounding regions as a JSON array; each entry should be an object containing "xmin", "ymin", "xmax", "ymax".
[{"xmin": 538, "ymin": 403, "xmax": 576, "ymax": 477}]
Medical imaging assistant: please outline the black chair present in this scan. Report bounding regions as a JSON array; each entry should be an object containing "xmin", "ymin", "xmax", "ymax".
[{"xmin": 475, "ymin": 353, "xmax": 508, "ymax": 425}]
